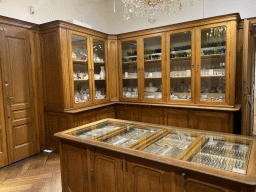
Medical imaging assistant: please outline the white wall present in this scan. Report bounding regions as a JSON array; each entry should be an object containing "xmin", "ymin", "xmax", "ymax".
[
  {"xmin": 106, "ymin": 0, "xmax": 256, "ymax": 34},
  {"xmin": 1, "ymin": 0, "xmax": 256, "ymax": 34},
  {"xmin": 0, "ymin": 0, "xmax": 108, "ymax": 33}
]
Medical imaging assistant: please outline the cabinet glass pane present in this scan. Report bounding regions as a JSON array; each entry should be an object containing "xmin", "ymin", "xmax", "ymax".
[
  {"xmin": 103, "ymin": 126, "xmax": 159, "ymax": 148},
  {"xmin": 143, "ymin": 132, "xmax": 196, "ymax": 158},
  {"xmin": 189, "ymin": 136, "xmax": 251, "ymax": 174},
  {"xmin": 72, "ymin": 35, "xmax": 90, "ymax": 104},
  {"xmin": 93, "ymin": 39, "xmax": 106, "ymax": 100},
  {"xmin": 122, "ymin": 41, "xmax": 138, "ymax": 98},
  {"xmin": 200, "ymin": 27, "xmax": 226, "ymax": 102},
  {"xmin": 170, "ymin": 32, "xmax": 192, "ymax": 100},
  {"xmin": 144, "ymin": 37, "xmax": 162, "ymax": 99}
]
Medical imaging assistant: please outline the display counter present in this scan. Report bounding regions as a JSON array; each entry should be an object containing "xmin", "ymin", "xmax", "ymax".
[{"xmin": 55, "ymin": 118, "xmax": 256, "ymax": 192}]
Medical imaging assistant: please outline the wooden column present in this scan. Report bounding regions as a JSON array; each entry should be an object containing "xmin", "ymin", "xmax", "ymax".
[{"xmin": 107, "ymin": 35, "xmax": 119, "ymax": 101}]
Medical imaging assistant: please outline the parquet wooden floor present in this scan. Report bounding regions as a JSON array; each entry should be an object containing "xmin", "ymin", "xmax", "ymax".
[{"xmin": 0, "ymin": 152, "xmax": 62, "ymax": 192}]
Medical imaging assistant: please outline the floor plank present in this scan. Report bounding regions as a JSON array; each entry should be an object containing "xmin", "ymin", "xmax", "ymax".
[{"xmin": 0, "ymin": 152, "xmax": 61, "ymax": 192}]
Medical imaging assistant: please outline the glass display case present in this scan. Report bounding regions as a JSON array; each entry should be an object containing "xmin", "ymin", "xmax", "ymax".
[
  {"xmin": 121, "ymin": 40, "xmax": 139, "ymax": 99},
  {"xmin": 71, "ymin": 34, "xmax": 90, "ymax": 104},
  {"xmin": 169, "ymin": 31, "xmax": 192, "ymax": 101},
  {"xmin": 93, "ymin": 39, "xmax": 107, "ymax": 101},
  {"xmin": 63, "ymin": 119, "xmax": 253, "ymax": 175},
  {"xmin": 190, "ymin": 136, "xmax": 250, "ymax": 174},
  {"xmin": 143, "ymin": 36, "xmax": 162, "ymax": 100},
  {"xmin": 200, "ymin": 26, "xmax": 226, "ymax": 102}
]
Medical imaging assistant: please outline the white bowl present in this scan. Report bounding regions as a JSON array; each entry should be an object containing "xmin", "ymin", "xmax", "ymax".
[{"xmin": 145, "ymin": 87, "xmax": 158, "ymax": 92}]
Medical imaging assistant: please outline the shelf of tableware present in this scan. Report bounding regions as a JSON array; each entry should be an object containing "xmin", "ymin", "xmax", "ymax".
[{"xmin": 74, "ymin": 79, "xmax": 89, "ymax": 81}]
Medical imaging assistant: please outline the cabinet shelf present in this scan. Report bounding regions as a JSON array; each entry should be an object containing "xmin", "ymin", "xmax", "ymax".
[
  {"xmin": 95, "ymin": 79, "xmax": 106, "ymax": 81},
  {"xmin": 122, "ymin": 61, "xmax": 137, "ymax": 65},
  {"xmin": 74, "ymin": 79, "xmax": 89, "ymax": 81},
  {"xmin": 171, "ymin": 76, "xmax": 191, "ymax": 79},
  {"xmin": 170, "ymin": 57, "xmax": 191, "ymax": 61},
  {"xmin": 73, "ymin": 59, "xmax": 88, "ymax": 63},
  {"xmin": 123, "ymin": 78, "xmax": 138, "ymax": 80},
  {"xmin": 94, "ymin": 61, "xmax": 105, "ymax": 65},
  {"xmin": 201, "ymin": 75, "xmax": 225, "ymax": 78},
  {"xmin": 144, "ymin": 59, "xmax": 161, "ymax": 64},
  {"xmin": 201, "ymin": 54, "xmax": 225, "ymax": 59},
  {"xmin": 145, "ymin": 77, "xmax": 162, "ymax": 79}
]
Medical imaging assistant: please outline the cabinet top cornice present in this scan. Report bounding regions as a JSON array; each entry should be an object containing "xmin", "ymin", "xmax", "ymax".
[{"xmin": 117, "ymin": 13, "xmax": 241, "ymax": 39}]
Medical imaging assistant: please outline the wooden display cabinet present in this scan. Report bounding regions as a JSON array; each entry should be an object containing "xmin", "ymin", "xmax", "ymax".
[
  {"xmin": 118, "ymin": 14, "xmax": 238, "ymax": 107},
  {"xmin": 41, "ymin": 21, "xmax": 110, "ymax": 111},
  {"xmin": 55, "ymin": 119, "xmax": 256, "ymax": 192}
]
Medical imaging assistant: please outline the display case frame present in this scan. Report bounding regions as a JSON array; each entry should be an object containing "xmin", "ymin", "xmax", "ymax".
[{"xmin": 55, "ymin": 118, "xmax": 256, "ymax": 192}]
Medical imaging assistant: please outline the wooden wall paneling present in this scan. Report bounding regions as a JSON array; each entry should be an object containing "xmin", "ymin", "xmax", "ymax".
[
  {"xmin": 0, "ymin": 24, "xmax": 38, "ymax": 163},
  {"xmin": 115, "ymin": 104, "xmax": 140, "ymax": 122},
  {"xmin": 41, "ymin": 29, "xmax": 64, "ymax": 110},
  {"xmin": 138, "ymin": 106, "xmax": 165, "ymax": 125},
  {"xmin": 92, "ymin": 148, "xmax": 124, "ymax": 192},
  {"xmin": 126, "ymin": 156, "xmax": 172, "ymax": 192},
  {"xmin": 236, "ymin": 28, "xmax": 243, "ymax": 105},
  {"xmin": 108, "ymin": 35, "xmax": 119, "ymax": 101},
  {"xmin": 165, "ymin": 108, "xmax": 194, "ymax": 129},
  {"xmin": 59, "ymin": 28, "xmax": 72, "ymax": 109},
  {"xmin": 241, "ymin": 20, "xmax": 256, "ymax": 136},
  {"xmin": 29, "ymin": 30, "xmax": 45, "ymax": 151},
  {"xmin": 45, "ymin": 112, "xmax": 70, "ymax": 151},
  {"xmin": 194, "ymin": 111, "xmax": 232, "ymax": 133},
  {"xmin": 60, "ymin": 142, "xmax": 89, "ymax": 192}
]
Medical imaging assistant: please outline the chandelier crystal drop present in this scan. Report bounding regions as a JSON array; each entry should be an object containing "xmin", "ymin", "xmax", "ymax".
[{"xmin": 122, "ymin": 0, "xmax": 183, "ymax": 24}]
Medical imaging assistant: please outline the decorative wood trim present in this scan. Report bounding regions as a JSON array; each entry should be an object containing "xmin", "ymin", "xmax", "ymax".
[
  {"xmin": 39, "ymin": 20, "xmax": 108, "ymax": 39},
  {"xmin": 0, "ymin": 15, "xmax": 40, "ymax": 31},
  {"xmin": 117, "ymin": 13, "xmax": 240, "ymax": 39}
]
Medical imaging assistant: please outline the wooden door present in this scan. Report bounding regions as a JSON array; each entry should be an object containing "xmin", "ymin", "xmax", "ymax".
[
  {"xmin": 126, "ymin": 161, "xmax": 172, "ymax": 192},
  {"xmin": 92, "ymin": 150, "xmax": 124, "ymax": 192},
  {"xmin": 0, "ymin": 25, "xmax": 37, "ymax": 163},
  {"xmin": 241, "ymin": 19, "xmax": 255, "ymax": 136},
  {"xmin": 0, "ymin": 56, "xmax": 8, "ymax": 168}
]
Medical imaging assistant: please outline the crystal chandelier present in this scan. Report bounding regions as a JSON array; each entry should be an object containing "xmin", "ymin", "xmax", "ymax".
[{"xmin": 121, "ymin": 0, "xmax": 183, "ymax": 23}]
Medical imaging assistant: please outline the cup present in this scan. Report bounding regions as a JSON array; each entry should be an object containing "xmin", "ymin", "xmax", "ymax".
[{"xmin": 125, "ymin": 72, "xmax": 129, "ymax": 78}]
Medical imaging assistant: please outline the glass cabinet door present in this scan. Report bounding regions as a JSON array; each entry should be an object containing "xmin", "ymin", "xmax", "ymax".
[
  {"xmin": 143, "ymin": 36, "xmax": 162, "ymax": 100},
  {"xmin": 169, "ymin": 31, "xmax": 192, "ymax": 102},
  {"xmin": 71, "ymin": 34, "xmax": 91, "ymax": 105},
  {"xmin": 121, "ymin": 40, "xmax": 138, "ymax": 99},
  {"xmin": 93, "ymin": 39, "xmax": 107, "ymax": 101},
  {"xmin": 200, "ymin": 26, "xmax": 227, "ymax": 103}
]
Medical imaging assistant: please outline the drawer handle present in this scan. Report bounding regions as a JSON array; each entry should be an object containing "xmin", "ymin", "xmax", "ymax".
[{"xmin": 182, "ymin": 172, "xmax": 186, "ymax": 178}]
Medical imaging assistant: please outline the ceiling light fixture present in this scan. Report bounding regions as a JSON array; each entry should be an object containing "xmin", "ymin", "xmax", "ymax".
[{"xmin": 121, "ymin": 0, "xmax": 186, "ymax": 23}]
